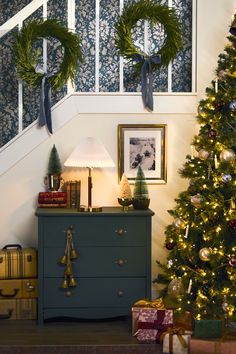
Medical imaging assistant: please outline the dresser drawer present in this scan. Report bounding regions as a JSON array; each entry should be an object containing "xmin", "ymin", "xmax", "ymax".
[
  {"xmin": 42, "ymin": 216, "xmax": 147, "ymax": 247},
  {"xmin": 43, "ymin": 277, "xmax": 146, "ymax": 308},
  {"xmin": 44, "ymin": 246, "xmax": 147, "ymax": 277}
]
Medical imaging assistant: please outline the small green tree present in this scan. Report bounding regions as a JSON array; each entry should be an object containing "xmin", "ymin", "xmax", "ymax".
[
  {"xmin": 133, "ymin": 165, "xmax": 149, "ymax": 199},
  {"xmin": 48, "ymin": 144, "xmax": 62, "ymax": 175}
]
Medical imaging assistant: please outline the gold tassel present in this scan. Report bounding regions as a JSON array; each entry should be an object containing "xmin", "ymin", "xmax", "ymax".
[
  {"xmin": 70, "ymin": 249, "xmax": 78, "ymax": 260},
  {"xmin": 61, "ymin": 277, "xmax": 69, "ymax": 289},
  {"xmin": 60, "ymin": 254, "xmax": 67, "ymax": 264},
  {"xmin": 65, "ymin": 264, "xmax": 73, "ymax": 275},
  {"xmin": 69, "ymin": 276, "xmax": 77, "ymax": 287}
]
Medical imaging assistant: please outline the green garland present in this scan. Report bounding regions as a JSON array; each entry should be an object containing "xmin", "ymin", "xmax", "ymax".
[
  {"xmin": 14, "ymin": 19, "xmax": 83, "ymax": 90},
  {"xmin": 115, "ymin": 0, "xmax": 182, "ymax": 72}
]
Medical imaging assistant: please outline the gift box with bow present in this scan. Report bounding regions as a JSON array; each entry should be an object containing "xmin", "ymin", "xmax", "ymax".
[
  {"xmin": 161, "ymin": 327, "xmax": 190, "ymax": 354},
  {"xmin": 132, "ymin": 298, "xmax": 173, "ymax": 343}
]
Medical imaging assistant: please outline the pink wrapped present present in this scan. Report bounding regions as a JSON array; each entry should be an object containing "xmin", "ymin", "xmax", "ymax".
[
  {"xmin": 136, "ymin": 329, "xmax": 159, "ymax": 343},
  {"xmin": 132, "ymin": 307, "xmax": 173, "ymax": 334}
]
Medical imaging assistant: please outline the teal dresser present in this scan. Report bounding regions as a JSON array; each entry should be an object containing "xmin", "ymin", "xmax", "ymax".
[{"xmin": 36, "ymin": 207, "xmax": 154, "ymax": 324}]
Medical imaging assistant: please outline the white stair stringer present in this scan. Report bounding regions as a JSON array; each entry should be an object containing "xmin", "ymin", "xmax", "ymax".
[{"xmin": 0, "ymin": 93, "xmax": 78, "ymax": 176}]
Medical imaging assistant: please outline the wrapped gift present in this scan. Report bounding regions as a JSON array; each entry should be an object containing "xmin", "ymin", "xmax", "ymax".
[
  {"xmin": 162, "ymin": 327, "xmax": 190, "ymax": 354},
  {"xmin": 132, "ymin": 297, "xmax": 173, "ymax": 335},
  {"xmin": 136, "ymin": 329, "xmax": 159, "ymax": 343},
  {"xmin": 193, "ymin": 320, "xmax": 223, "ymax": 339}
]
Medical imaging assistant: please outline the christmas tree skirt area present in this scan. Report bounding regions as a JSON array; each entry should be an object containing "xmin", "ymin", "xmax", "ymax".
[
  {"xmin": 0, "ymin": 317, "xmax": 162, "ymax": 354},
  {"xmin": 190, "ymin": 338, "xmax": 236, "ymax": 354}
]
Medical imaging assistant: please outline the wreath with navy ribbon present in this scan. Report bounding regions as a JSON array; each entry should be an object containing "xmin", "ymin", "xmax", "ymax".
[
  {"xmin": 14, "ymin": 19, "xmax": 82, "ymax": 134},
  {"xmin": 115, "ymin": 0, "xmax": 182, "ymax": 111}
]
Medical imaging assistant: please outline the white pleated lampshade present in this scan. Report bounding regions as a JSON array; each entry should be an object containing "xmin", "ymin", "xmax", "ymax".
[{"xmin": 64, "ymin": 137, "xmax": 115, "ymax": 168}]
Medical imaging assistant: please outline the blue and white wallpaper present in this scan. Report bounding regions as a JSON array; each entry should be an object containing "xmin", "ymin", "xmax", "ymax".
[{"xmin": 0, "ymin": 0, "xmax": 193, "ymax": 147}]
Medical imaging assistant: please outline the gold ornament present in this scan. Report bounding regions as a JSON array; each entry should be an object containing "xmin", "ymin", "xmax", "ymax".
[
  {"xmin": 168, "ymin": 278, "xmax": 184, "ymax": 297},
  {"xmin": 199, "ymin": 247, "xmax": 212, "ymax": 261},
  {"xmin": 191, "ymin": 194, "xmax": 203, "ymax": 207},
  {"xmin": 220, "ymin": 149, "xmax": 235, "ymax": 162},
  {"xmin": 173, "ymin": 218, "xmax": 185, "ymax": 229},
  {"xmin": 198, "ymin": 149, "xmax": 210, "ymax": 160}
]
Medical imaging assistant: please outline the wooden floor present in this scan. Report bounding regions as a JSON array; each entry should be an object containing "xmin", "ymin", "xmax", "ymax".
[{"xmin": 0, "ymin": 317, "xmax": 163, "ymax": 354}]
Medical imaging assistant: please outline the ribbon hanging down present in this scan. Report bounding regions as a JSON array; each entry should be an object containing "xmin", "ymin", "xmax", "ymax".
[
  {"xmin": 133, "ymin": 54, "xmax": 161, "ymax": 112},
  {"xmin": 39, "ymin": 75, "xmax": 53, "ymax": 134},
  {"xmin": 35, "ymin": 65, "xmax": 55, "ymax": 134}
]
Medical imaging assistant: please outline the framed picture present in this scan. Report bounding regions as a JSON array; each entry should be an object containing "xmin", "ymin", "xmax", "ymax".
[{"xmin": 118, "ymin": 124, "xmax": 167, "ymax": 184}]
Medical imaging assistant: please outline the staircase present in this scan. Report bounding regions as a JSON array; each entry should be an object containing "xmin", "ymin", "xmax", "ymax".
[{"xmin": 0, "ymin": 0, "xmax": 196, "ymax": 176}]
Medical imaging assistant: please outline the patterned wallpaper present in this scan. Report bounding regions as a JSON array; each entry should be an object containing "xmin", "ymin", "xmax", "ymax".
[{"xmin": 0, "ymin": 0, "xmax": 193, "ymax": 147}]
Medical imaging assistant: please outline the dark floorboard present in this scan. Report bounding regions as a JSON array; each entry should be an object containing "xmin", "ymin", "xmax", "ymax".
[{"xmin": 0, "ymin": 317, "xmax": 163, "ymax": 354}]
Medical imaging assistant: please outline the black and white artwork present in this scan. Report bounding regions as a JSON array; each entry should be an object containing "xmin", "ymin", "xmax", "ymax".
[{"xmin": 118, "ymin": 124, "xmax": 167, "ymax": 184}]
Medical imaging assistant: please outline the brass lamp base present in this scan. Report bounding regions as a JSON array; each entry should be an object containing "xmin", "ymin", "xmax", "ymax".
[{"xmin": 79, "ymin": 206, "xmax": 102, "ymax": 212}]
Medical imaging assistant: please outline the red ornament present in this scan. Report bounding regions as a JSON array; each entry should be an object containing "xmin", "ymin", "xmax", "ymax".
[
  {"xmin": 165, "ymin": 242, "xmax": 174, "ymax": 250},
  {"xmin": 228, "ymin": 219, "xmax": 236, "ymax": 229},
  {"xmin": 213, "ymin": 101, "xmax": 224, "ymax": 112},
  {"xmin": 208, "ymin": 129, "xmax": 217, "ymax": 139}
]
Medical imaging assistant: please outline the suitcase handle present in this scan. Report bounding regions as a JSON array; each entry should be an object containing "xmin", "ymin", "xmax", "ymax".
[
  {"xmin": 0, "ymin": 288, "xmax": 19, "ymax": 298},
  {"xmin": 0, "ymin": 309, "xmax": 13, "ymax": 319},
  {"xmin": 2, "ymin": 244, "xmax": 22, "ymax": 250}
]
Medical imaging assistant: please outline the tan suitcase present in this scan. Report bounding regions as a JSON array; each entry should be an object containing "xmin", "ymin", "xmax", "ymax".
[
  {"xmin": 0, "ymin": 298, "xmax": 37, "ymax": 320},
  {"xmin": 0, "ymin": 244, "xmax": 37, "ymax": 279},
  {"xmin": 0, "ymin": 279, "xmax": 38, "ymax": 299}
]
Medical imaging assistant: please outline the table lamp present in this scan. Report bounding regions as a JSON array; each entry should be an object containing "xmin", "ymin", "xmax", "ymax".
[{"xmin": 64, "ymin": 137, "xmax": 115, "ymax": 212}]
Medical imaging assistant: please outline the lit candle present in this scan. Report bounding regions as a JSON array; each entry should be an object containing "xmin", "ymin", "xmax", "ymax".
[
  {"xmin": 215, "ymin": 78, "xmax": 218, "ymax": 93},
  {"xmin": 214, "ymin": 155, "xmax": 218, "ymax": 169},
  {"xmin": 187, "ymin": 279, "xmax": 193, "ymax": 293},
  {"xmin": 190, "ymin": 145, "xmax": 194, "ymax": 159},
  {"xmin": 184, "ymin": 224, "xmax": 189, "ymax": 238}
]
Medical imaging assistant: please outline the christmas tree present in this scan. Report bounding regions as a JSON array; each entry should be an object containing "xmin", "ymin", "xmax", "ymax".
[{"xmin": 154, "ymin": 17, "xmax": 236, "ymax": 321}]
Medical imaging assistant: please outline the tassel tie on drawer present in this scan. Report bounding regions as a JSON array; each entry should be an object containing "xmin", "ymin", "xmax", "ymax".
[{"xmin": 60, "ymin": 226, "xmax": 78, "ymax": 289}]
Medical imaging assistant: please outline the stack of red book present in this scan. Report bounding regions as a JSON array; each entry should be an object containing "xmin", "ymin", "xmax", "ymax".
[{"xmin": 38, "ymin": 192, "xmax": 67, "ymax": 208}]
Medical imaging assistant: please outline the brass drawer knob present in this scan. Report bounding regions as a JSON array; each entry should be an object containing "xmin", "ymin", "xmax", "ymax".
[
  {"xmin": 26, "ymin": 282, "xmax": 35, "ymax": 292},
  {"xmin": 115, "ymin": 259, "xmax": 127, "ymax": 266},
  {"xmin": 117, "ymin": 290, "xmax": 124, "ymax": 297},
  {"xmin": 115, "ymin": 228, "xmax": 127, "ymax": 236}
]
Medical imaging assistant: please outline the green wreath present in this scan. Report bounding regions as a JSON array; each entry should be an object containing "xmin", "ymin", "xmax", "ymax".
[
  {"xmin": 14, "ymin": 19, "xmax": 83, "ymax": 90},
  {"xmin": 115, "ymin": 0, "xmax": 182, "ymax": 72}
]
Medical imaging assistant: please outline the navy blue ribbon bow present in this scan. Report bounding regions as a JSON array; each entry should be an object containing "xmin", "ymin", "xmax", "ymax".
[
  {"xmin": 133, "ymin": 54, "xmax": 161, "ymax": 111},
  {"xmin": 39, "ymin": 75, "xmax": 53, "ymax": 134}
]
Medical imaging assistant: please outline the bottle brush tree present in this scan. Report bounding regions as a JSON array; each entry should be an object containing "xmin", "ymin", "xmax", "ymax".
[
  {"xmin": 133, "ymin": 165, "xmax": 149, "ymax": 199},
  {"xmin": 133, "ymin": 165, "xmax": 150, "ymax": 210},
  {"xmin": 154, "ymin": 17, "xmax": 236, "ymax": 321},
  {"xmin": 119, "ymin": 173, "xmax": 132, "ymax": 200},
  {"xmin": 47, "ymin": 144, "xmax": 62, "ymax": 175}
]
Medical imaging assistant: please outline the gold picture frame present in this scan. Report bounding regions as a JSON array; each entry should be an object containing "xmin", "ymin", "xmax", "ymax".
[{"xmin": 118, "ymin": 124, "xmax": 167, "ymax": 184}]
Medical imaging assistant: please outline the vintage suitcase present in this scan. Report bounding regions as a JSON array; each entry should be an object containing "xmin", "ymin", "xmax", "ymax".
[
  {"xmin": 0, "ymin": 279, "xmax": 38, "ymax": 299},
  {"xmin": 0, "ymin": 298, "xmax": 37, "ymax": 320},
  {"xmin": 0, "ymin": 244, "xmax": 37, "ymax": 279}
]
